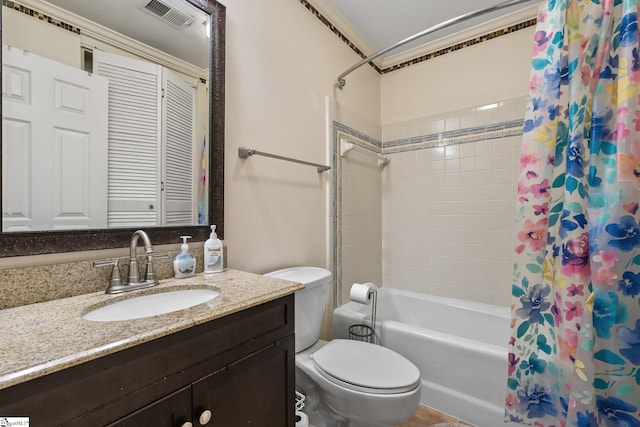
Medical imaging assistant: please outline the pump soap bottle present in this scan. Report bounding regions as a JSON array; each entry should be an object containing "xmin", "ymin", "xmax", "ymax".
[
  {"xmin": 174, "ymin": 236, "xmax": 196, "ymax": 279},
  {"xmin": 204, "ymin": 225, "xmax": 223, "ymax": 274}
]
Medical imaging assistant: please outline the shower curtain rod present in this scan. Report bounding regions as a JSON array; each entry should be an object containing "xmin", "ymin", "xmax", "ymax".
[{"xmin": 336, "ymin": 0, "xmax": 534, "ymax": 89}]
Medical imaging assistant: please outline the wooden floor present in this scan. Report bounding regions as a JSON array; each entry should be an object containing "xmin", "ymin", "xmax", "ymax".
[{"xmin": 393, "ymin": 404, "xmax": 474, "ymax": 427}]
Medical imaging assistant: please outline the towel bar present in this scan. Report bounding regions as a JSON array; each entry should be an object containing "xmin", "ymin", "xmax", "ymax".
[{"xmin": 238, "ymin": 147, "xmax": 330, "ymax": 173}]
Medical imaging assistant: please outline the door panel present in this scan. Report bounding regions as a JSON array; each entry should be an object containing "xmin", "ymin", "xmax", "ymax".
[
  {"xmin": 162, "ymin": 67, "xmax": 196, "ymax": 226},
  {"xmin": 94, "ymin": 49, "xmax": 162, "ymax": 228},
  {"xmin": 2, "ymin": 44, "xmax": 108, "ymax": 231}
]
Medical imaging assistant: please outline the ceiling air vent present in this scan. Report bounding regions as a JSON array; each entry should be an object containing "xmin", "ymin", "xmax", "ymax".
[{"xmin": 143, "ymin": 0, "xmax": 195, "ymax": 28}]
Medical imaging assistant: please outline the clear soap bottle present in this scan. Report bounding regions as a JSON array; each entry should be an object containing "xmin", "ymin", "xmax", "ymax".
[
  {"xmin": 174, "ymin": 236, "xmax": 196, "ymax": 279},
  {"xmin": 204, "ymin": 225, "xmax": 223, "ymax": 274}
]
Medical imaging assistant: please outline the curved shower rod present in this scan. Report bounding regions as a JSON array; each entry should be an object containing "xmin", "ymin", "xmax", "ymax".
[{"xmin": 336, "ymin": 0, "xmax": 535, "ymax": 89}]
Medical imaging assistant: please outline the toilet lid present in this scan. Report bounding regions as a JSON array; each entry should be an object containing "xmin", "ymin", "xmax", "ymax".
[{"xmin": 311, "ymin": 339, "xmax": 420, "ymax": 394}]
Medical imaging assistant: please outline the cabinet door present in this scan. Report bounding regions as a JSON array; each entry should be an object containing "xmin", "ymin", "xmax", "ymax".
[
  {"xmin": 192, "ymin": 337, "xmax": 295, "ymax": 426},
  {"xmin": 106, "ymin": 386, "xmax": 191, "ymax": 427}
]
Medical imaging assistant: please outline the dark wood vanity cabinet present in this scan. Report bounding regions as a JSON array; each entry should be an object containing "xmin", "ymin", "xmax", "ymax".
[
  {"xmin": 106, "ymin": 386, "xmax": 192, "ymax": 427},
  {"xmin": 0, "ymin": 295, "xmax": 296, "ymax": 427}
]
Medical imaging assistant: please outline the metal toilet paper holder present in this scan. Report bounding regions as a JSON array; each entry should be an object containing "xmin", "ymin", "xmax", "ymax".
[{"xmin": 348, "ymin": 288, "xmax": 377, "ymax": 344}]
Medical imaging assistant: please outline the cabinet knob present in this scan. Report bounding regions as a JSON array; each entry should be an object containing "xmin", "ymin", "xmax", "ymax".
[
  {"xmin": 199, "ymin": 409, "xmax": 212, "ymax": 425},
  {"xmin": 180, "ymin": 423, "xmax": 193, "ymax": 427}
]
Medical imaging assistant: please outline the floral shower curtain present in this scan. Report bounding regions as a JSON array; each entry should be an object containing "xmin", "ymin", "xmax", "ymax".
[{"xmin": 506, "ymin": 0, "xmax": 640, "ymax": 425}]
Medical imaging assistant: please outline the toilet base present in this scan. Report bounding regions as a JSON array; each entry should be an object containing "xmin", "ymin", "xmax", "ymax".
[
  {"xmin": 305, "ymin": 405, "xmax": 348, "ymax": 427},
  {"xmin": 303, "ymin": 404, "xmax": 401, "ymax": 427},
  {"xmin": 297, "ymin": 366, "xmax": 348, "ymax": 427},
  {"xmin": 302, "ymin": 401, "xmax": 393, "ymax": 427},
  {"xmin": 296, "ymin": 341, "xmax": 419, "ymax": 427}
]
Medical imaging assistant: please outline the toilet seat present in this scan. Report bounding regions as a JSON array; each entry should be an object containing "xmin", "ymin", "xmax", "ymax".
[{"xmin": 311, "ymin": 339, "xmax": 420, "ymax": 395}]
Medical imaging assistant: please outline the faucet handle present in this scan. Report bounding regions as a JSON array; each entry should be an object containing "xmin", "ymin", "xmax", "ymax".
[
  {"xmin": 92, "ymin": 257, "xmax": 120, "ymax": 267},
  {"xmin": 151, "ymin": 253, "xmax": 169, "ymax": 260},
  {"xmin": 143, "ymin": 252, "xmax": 168, "ymax": 283},
  {"xmin": 92, "ymin": 258, "xmax": 122, "ymax": 291}
]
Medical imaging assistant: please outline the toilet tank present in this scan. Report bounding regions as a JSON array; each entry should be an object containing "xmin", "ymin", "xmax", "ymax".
[{"xmin": 264, "ymin": 267, "xmax": 331, "ymax": 352}]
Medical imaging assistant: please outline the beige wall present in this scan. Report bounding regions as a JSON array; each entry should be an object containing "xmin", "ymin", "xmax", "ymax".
[
  {"xmin": 224, "ymin": 0, "xmax": 380, "ymax": 273},
  {"xmin": 3, "ymin": 8, "xmax": 80, "ymax": 68},
  {"xmin": 381, "ymin": 27, "xmax": 535, "ymax": 124}
]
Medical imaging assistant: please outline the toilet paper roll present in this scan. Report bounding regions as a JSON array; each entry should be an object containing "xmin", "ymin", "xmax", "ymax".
[
  {"xmin": 295, "ymin": 411, "xmax": 309, "ymax": 427},
  {"xmin": 350, "ymin": 282, "xmax": 377, "ymax": 304}
]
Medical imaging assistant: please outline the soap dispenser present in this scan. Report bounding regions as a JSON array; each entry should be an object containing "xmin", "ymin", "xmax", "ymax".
[
  {"xmin": 174, "ymin": 236, "xmax": 196, "ymax": 279},
  {"xmin": 204, "ymin": 225, "xmax": 224, "ymax": 274}
]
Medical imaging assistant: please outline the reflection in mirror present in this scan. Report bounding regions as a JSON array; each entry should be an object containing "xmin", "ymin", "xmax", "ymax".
[
  {"xmin": 0, "ymin": 0, "xmax": 225, "ymax": 256},
  {"xmin": 4, "ymin": 0, "xmax": 209, "ymax": 231}
]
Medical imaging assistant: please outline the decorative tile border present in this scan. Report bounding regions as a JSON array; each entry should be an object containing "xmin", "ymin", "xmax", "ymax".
[
  {"xmin": 331, "ymin": 118, "xmax": 524, "ymax": 156},
  {"xmin": 382, "ymin": 19, "xmax": 537, "ymax": 74},
  {"xmin": 299, "ymin": 0, "xmax": 536, "ymax": 75},
  {"xmin": 330, "ymin": 121, "xmax": 342, "ymax": 309},
  {"xmin": 3, "ymin": 0, "xmax": 81, "ymax": 34},
  {"xmin": 299, "ymin": 0, "xmax": 382, "ymax": 74},
  {"xmin": 383, "ymin": 119, "xmax": 524, "ymax": 154},
  {"xmin": 334, "ymin": 121, "xmax": 382, "ymax": 150}
]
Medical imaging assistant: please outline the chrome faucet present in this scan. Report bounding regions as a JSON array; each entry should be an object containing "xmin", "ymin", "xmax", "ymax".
[
  {"xmin": 127, "ymin": 230, "xmax": 155, "ymax": 285},
  {"xmin": 93, "ymin": 230, "xmax": 166, "ymax": 294}
]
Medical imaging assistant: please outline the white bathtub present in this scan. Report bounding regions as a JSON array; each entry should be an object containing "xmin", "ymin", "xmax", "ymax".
[{"xmin": 332, "ymin": 288, "xmax": 514, "ymax": 427}]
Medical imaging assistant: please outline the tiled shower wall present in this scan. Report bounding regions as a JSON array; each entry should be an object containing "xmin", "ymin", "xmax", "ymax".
[
  {"xmin": 336, "ymin": 128, "xmax": 383, "ymax": 306},
  {"xmin": 381, "ymin": 97, "xmax": 526, "ymax": 307}
]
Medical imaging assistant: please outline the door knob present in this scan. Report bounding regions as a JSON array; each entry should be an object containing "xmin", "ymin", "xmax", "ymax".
[{"xmin": 199, "ymin": 409, "xmax": 212, "ymax": 425}]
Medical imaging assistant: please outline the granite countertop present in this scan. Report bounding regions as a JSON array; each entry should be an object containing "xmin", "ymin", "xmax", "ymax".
[{"xmin": 0, "ymin": 269, "xmax": 302, "ymax": 390}]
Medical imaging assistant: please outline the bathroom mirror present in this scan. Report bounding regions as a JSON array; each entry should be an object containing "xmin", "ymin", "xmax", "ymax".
[{"xmin": 0, "ymin": 0, "xmax": 225, "ymax": 257}]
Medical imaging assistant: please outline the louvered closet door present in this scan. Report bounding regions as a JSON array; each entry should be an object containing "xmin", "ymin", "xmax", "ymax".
[
  {"xmin": 162, "ymin": 68, "xmax": 196, "ymax": 225},
  {"xmin": 2, "ymin": 45, "xmax": 109, "ymax": 231},
  {"xmin": 94, "ymin": 50, "xmax": 162, "ymax": 228}
]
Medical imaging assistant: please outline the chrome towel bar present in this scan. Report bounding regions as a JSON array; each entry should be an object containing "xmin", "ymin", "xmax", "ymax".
[{"xmin": 238, "ymin": 147, "xmax": 331, "ymax": 173}]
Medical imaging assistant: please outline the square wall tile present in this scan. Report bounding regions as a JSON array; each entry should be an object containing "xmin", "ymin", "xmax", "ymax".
[
  {"xmin": 362, "ymin": 98, "xmax": 525, "ymax": 306},
  {"xmin": 445, "ymin": 145, "xmax": 459, "ymax": 159},
  {"xmin": 445, "ymin": 117, "xmax": 460, "ymax": 131}
]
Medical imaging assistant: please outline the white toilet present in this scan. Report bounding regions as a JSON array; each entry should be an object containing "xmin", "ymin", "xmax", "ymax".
[{"xmin": 265, "ymin": 266, "xmax": 421, "ymax": 427}]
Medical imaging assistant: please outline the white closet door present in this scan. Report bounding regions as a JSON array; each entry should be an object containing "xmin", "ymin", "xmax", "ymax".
[
  {"xmin": 162, "ymin": 68, "xmax": 196, "ymax": 226},
  {"xmin": 94, "ymin": 50, "xmax": 162, "ymax": 228},
  {"xmin": 2, "ymin": 45, "xmax": 108, "ymax": 231}
]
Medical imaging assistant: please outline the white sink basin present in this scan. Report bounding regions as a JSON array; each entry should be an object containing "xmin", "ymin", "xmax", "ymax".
[{"xmin": 83, "ymin": 288, "xmax": 220, "ymax": 322}]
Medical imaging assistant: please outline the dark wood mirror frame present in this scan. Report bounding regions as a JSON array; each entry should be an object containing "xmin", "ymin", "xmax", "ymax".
[{"xmin": 0, "ymin": 0, "xmax": 225, "ymax": 258}]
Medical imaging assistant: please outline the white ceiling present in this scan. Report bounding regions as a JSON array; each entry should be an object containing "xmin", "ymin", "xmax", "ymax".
[
  {"xmin": 44, "ymin": 0, "xmax": 210, "ymax": 69},
  {"xmin": 327, "ymin": 0, "xmax": 541, "ymax": 60}
]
